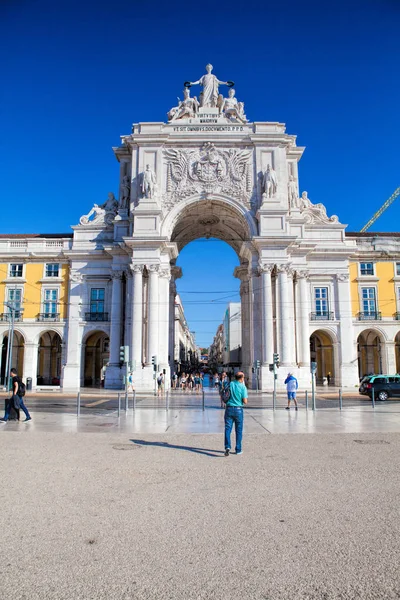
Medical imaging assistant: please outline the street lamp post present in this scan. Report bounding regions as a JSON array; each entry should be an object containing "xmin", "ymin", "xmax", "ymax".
[{"xmin": 4, "ymin": 302, "xmax": 16, "ymax": 391}]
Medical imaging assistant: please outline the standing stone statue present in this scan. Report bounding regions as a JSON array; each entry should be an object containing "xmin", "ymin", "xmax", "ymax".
[
  {"xmin": 119, "ymin": 175, "xmax": 131, "ymax": 209},
  {"xmin": 288, "ymin": 175, "xmax": 299, "ymax": 208},
  {"xmin": 186, "ymin": 64, "xmax": 231, "ymax": 108},
  {"xmin": 262, "ymin": 165, "xmax": 278, "ymax": 198},
  {"xmin": 141, "ymin": 164, "xmax": 157, "ymax": 199}
]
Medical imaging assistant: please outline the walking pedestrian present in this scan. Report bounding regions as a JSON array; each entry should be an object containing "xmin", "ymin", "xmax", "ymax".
[
  {"xmin": 157, "ymin": 372, "xmax": 164, "ymax": 397},
  {"xmin": 1, "ymin": 368, "xmax": 31, "ymax": 423},
  {"xmin": 284, "ymin": 372, "xmax": 298, "ymax": 410},
  {"xmin": 219, "ymin": 372, "xmax": 229, "ymax": 409},
  {"xmin": 224, "ymin": 371, "xmax": 248, "ymax": 456}
]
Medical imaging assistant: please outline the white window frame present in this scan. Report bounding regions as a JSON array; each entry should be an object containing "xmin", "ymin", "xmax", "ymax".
[
  {"xmin": 314, "ymin": 287, "xmax": 329, "ymax": 316},
  {"xmin": 310, "ymin": 281, "xmax": 335, "ymax": 319},
  {"xmin": 360, "ymin": 286, "xmax": 377, "ymax": 315},
  {"xmin": 41, "ymin": 285, "xmax": 60, "ymax": 317},
  {"xmin": 359, "ymin": 262, "xmax": 375, "ymax": 277},
  {"xmin": 44, "ymin": 263, "xmax": 60, "ymax": 278},
  {"xmin": 89, "ymin": 287, "xmax": 106, "ymax": 314},
  {"xmin": 395, "ymin": 263, "xmax": 400, "ymax": 277},
  {"xmin": 8, "ymin": 263, "xmax": 24, "ymax": 278},
  {"xmin": 4, "ymin": 285, "xmax": 24, "ymax": 316}
]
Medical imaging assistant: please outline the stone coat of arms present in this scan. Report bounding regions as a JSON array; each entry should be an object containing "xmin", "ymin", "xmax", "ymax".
[{"xmin": 164, "ymin": 142, "xmax": 252, "ymax": 208}]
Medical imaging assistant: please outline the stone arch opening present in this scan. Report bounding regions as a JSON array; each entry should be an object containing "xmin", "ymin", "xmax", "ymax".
[
  {"xmin": 357, "ymin": 329, "xmax": 385, "ymax": 378},
  {"xmin": 310, "ymin": 330, "xmax": 336, "ymax": 385},
  {"xmin": 0, "ymin": 330, "xmax": 25, "ymax": 385},
  {"xmin": 37, "ymin": 331, "xmax": 62, "ymax": 386},
  {"xmin": 83, "ymin": 330, "xmax": 110, "ymax": 387},
  {"xmin": 168, "ymin": 198, "xmax": 256, "ymax": 380}
]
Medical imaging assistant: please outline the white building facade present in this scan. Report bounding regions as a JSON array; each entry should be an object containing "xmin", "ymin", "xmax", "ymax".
[{"xmin": 4, "ymin": 65, "xmax": 400, "ymax": 392}]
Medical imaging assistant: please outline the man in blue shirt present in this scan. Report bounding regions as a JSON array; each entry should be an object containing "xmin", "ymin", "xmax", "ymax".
[
  {"xmin": 284, "ymin": 372, "xmax": 298, "ymax": 410},
  {"xmin": 224, "ymin": 371, "xmax": 248, "ymax": 456}
]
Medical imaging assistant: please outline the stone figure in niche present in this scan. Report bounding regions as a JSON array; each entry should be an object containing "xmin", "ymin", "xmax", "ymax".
[
  {"xmin": 262, "ymin": 165, "xmax": 278, "ymax": 198},
  {"xmin": 167, "ymin": 88, "xmax": 200, "ymax": 121},
  {"xmin": 288, "ymin": 175, "xmax": 299, "ymax": 208},
  {"xmin": 141, "ymin": 164, "xmax": 157, "ymax": 199},
  {"xmin": 79, "ymin": 192, "xmax": 118, "ymax": 226},
  {"xmin": 220, "ymin": 89, "xmax": 247, "ymax": 123},
  {"xmin": 119, "ymin": 175, "xmax": 131, "ymax": 209},
  {"xmin": 186, "ymin": 64, "xmax": 232, "ymax": 108}
]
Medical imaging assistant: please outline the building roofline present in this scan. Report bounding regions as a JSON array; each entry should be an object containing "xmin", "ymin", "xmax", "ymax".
[
  {"xmin": 345, "ymin": 232, "xmax": 400, "ymax": 238},
  {"xmin": 0, "ymin": 233, "xmax": 73, "ymax": 239}
]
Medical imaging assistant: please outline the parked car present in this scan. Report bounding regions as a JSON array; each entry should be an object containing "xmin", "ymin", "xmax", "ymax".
[{"xmin": 359, "ymin": 374, "xmax": 400, "ymax": 401}]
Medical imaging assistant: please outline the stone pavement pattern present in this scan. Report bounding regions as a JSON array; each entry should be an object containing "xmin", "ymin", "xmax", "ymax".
[{"xmin": 0, "ymin": 431, "xmax": 399, "ymax": 599}]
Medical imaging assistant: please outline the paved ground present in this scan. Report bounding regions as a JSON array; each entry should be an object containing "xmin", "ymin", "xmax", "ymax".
[{"xmin": 1, "ymin": 428, "xmax": 399, "ymax": 599}]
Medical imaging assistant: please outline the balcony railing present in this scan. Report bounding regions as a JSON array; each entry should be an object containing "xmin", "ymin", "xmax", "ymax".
[
  {"xmin": 37, "ymin": 313, "xmax": 60, "ymax": 322},
  {"xmin": 85, "ymin": 312, "xmax": 109, "ymax": 322},
  {"xmin": 394, "ymin": 313, "xmax": 400, "ymax": 320},
  {"xmin": 0, "ymin": 311, "xmax": 24, "ymax": 322},
  {"xmin": 357, "ymin": 311, "xmax": 382, "ymax": 321},
  {"xmin": 310, "ymin": 311, "xmax": 334, "ymax": 321}
]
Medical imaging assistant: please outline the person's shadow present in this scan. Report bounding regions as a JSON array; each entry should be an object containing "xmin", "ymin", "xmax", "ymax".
[{"xmin": 129, "ymin": 439, "xmax": 224, "ymax": 457}]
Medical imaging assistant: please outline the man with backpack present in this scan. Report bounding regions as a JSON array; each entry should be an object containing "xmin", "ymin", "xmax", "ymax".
[
  {"xmin": 1, "ymin": 368, "xmax": 31, "ymax": 423},
  {"xmin": 284, "ymin": 372, "xmax": 298, "ymax": 411},
  {"xmin": 222, "ymin": 371, "xmax": 248, "ymax": 456}
]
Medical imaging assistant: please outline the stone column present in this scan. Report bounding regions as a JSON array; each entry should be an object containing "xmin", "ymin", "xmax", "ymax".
[
  {"xmin": 23, "ymin": 342, "xmax": 39, "ymax": 389},
  {"xmin": 297, "ymin": 271, "xmax": 310, "ymax": 367},
  {"xmin": 277, "ymin": 264, "xmax": 295, "ymax": 366},
  {"xmin": 105, "ymin": 270, "xmax": 123, "ymax": 388},
  {"xmin": 260, "ymin": 263, "xmax": 274, "ymax": 365},
  {"xmin": 147, "ymin": 264, "xmax": 159, "ymax": 364},
  {"xmin": 131, "ymin": 265, "xmax": 144, "ymax": 369},
  {"xmin": 158, "ymin": 267, "xmax": 171, "ymax": 373},
  {"xmin": 240, "ymin": 275, "xmax": 251, "ymax": 371},
  {"xmin": 169, "ymin": 266, "xmax": 182, "ymax": 374},
  {"xmin": 124, "ymin": 269, "xmax": 132, "ymax": 348},
  {"xmin": 336, "ymin": 273, "xmax": 358, "ymax": 386},
  {"xmin": 61, "ymin": 271, "xmax": 83, "ymax": 390},
  {"xmin": 108, "ymin": 270, "xmax": 123, "ymax": 366}
]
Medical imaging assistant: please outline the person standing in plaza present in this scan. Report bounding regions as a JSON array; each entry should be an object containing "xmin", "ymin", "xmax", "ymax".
[
  {"xmin": 284, "ymin": 372, "xmax": 298, "ymax": 410},
  {"xmin": 224, "ymin": 371, "xmax": 248, "ymax": 456},
  {"xmin": 1, "ymin": 368, "xmax": 31, "ymax": 423}
]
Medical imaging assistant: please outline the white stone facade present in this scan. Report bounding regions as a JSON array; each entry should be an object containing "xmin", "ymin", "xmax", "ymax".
[{"xmin": 3, "ymin": 67, "xmax": 400, "ymax": 392}]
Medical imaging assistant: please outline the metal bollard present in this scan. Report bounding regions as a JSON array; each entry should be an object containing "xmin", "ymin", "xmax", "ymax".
[
  {"xmin": 202, "ymin": 390, "xmax": 205, "ymax": 411},
  {"xmin": 339, "ymin": 389, "xmax": 342, "ymax": 411},
  {"xmin": 166, "ymin": 390, "xmax": 169, "ymax": 411},
  {"xmin": 118, "ymin": 393, "xmax": 121, "ymax": 417},
  {"xmin": 133, "ymin": 390, "xmax": 136, "ymax": 411},
  {"xmin": 305, "ymin": 390, "xmax": 308, "ymax": 411},
  {"xmin": 372, "ymin": 387, "xmax": 375, "ymax": 409},
  {"xmin": 312, "ymin": 374, "xmax": 316, "ymax": 411},
  {"xmin": 77, "ymin": 391, "xmax": 81, "ymax": 417},
  {"xmin": 125, "ymin": 391, "xmax": 128, "ymax": 412}
]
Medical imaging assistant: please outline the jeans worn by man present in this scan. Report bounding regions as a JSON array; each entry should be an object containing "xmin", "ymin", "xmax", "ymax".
[{"xmin": 224, "ymin": 371, "xmax": 248, "ymax": 456}]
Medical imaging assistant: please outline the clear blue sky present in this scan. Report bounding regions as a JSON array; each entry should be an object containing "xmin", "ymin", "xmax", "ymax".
[{"xmin": 1, "ymin": 0, "xmax": 399, "ymax": 347}]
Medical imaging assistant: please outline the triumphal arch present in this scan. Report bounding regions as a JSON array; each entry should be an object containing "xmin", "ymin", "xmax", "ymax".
[{"xmin": 63, "ymin": 65, "xmax": 358, "ymax": 391}]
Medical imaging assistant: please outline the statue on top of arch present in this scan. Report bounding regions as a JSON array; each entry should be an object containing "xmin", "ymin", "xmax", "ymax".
[{"xmin": 167, "ymin": 64, "xmax": 248, "ymax": 124}]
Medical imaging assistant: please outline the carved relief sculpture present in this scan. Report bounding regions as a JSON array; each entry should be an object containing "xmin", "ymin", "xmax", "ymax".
[
  {"xmin": 140, "ymin": 165, "xmax": 157, "ymax": 199},
  {"xmin": 262, "ymin": 165, "xmax": 278, "ymax": 198},
  {"xmin": 167, "ymin": 88, "xmax": 200, "ymax": 122},
  {"xmin": 300, "ymin": 191, "xmax": 339, "ymax": 225},
  {"xmin": 288, "ymin": 175, "xmax": 299, "ymax": 208},
  {"xmin": 79, "ymin": 192, "xmax": 118, "ymax": 226},
  {"xmin": 119, "ymin": 175, "xmax": 131, "ymax": 210},
  {"xmin": 220, "ymin": 89, "xmax": 247, "ymax": 124},
  {"xmin": 164, "ymin": 142, "xmax": 252, "ymax": 207}
]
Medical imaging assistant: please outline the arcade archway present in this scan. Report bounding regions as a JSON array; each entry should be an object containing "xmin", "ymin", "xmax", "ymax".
[
  {"xmin": 0, "ymin": 331, "xmax": 25, "ymax": 385},
  {"xmin": 83, "ymin": 331, "xmax": 110, "ymax": 387},
  {"xmin": 357, "ymin": 329, "xmax": 385, "ymax": 378},
  {"xmin": 37, "ymin": 331, "xmax": 62, "ymax": 386},
  {"xmin": 310, "ymin": 330, "xmax": 335, "ymax": 385}
]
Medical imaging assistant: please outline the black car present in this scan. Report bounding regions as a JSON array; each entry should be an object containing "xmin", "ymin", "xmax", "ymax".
[{"xmin": 359, "ymin": 374, "xmax": 400, "ymax": 401}]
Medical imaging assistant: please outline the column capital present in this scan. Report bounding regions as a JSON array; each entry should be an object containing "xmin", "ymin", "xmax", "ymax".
[
  {"xmin": 159, "ymin": 267, "xmax": 171, "ymax": 280},
  {"xmin": 130, "ymin": 264, "xmax": 144, "ymax": 274},
  {"xmin": 297, "ymin": 269, "xmax": 309, "ymax": 280},
  {"xmin": 277, "ymin": 263, "xmax": 293, "ymax": 277},
  {"xmin": 111, "ymin": 270, "xmax": 124, "ymax": 280},
  {"xmin": 70, "ymin": 271, "xmax": 84, "ymax": 284},
  {"xmin": 336, "ymin": 273, "xmax": 349, "ymax": 282},
  {"xmin": 258, "ymin": 262, "xmax": 275, "ymax": 274},
  {"xmin": 147, "ymin": 264, "xmax": 160, "ymax": 274}
]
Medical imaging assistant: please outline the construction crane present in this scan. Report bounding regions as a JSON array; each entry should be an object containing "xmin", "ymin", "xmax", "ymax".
[{"xmin": 360, "ymin": 187, "xmax": 400, "ymax": 232}]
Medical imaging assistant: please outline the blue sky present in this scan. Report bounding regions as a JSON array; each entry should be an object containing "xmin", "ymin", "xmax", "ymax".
[{"xmin": 1, "ymin": 0, "xmax": 399, "ymax": 346}]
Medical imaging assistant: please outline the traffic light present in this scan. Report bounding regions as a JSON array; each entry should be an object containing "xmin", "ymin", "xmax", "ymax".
[
  {"xmin": 120, "ymin": 346, "xmax": 127, "ymax": 363},
  {"xmin": 151, "ymin": 355, "xmax": 158, "ymax": 372},
  {"xmin": 310, "ymin": 361, "xmax": 317, "ymax": 374},
  {"xmin": 273, "ymin": 353, "xmax": 280, "ymax": 367},
  {"xmin": 269, "ymin": 363, "xmax": 274, "ymax": 372}
]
